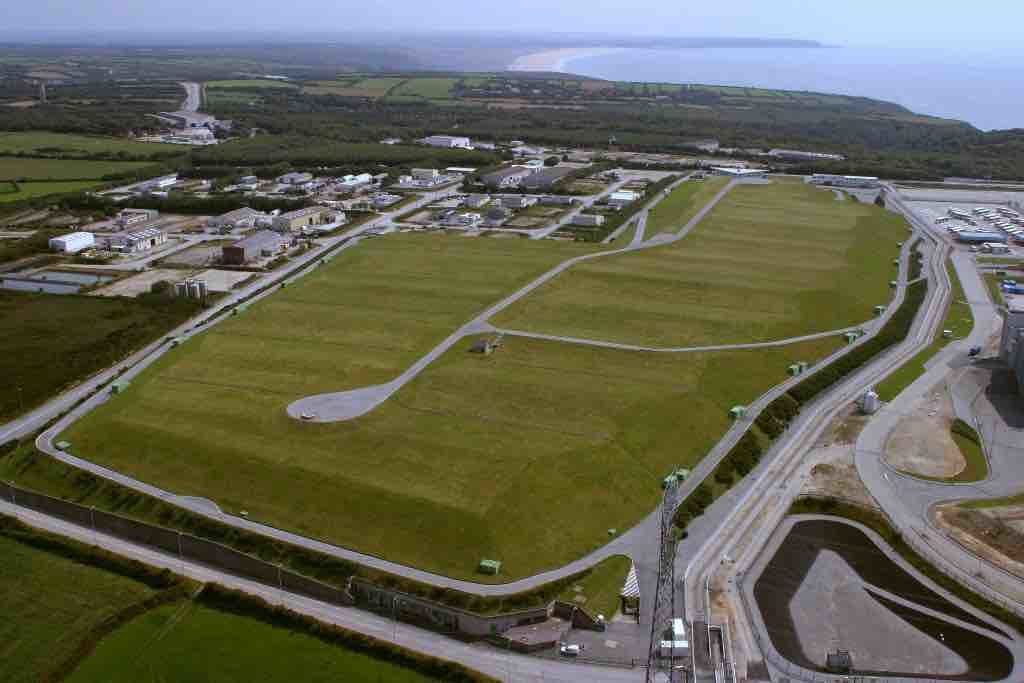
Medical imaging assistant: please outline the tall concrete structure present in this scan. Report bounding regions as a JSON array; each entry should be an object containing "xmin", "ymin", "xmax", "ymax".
[{"xmin": 1000, "ymin": 302, "xmax": 1024, "ymax": 388}]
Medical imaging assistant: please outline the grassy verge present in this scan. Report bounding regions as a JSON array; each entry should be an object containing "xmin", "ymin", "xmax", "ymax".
[
  {"xmin": 555, "ymin": 555, "xmax": 632, "ymax": 619},
  {"xmin": 876, "ymin": 259, "xmax": 973, "ymax": 401},
  {"xmin": 789, "ymin": 497, "xmax": 1024, "ymax": 639},
  {"xmin": 0, "ymin": 440, "xmax": 635, "ymax": 616},
  {"xmin": 0, "ymin": 513, "xmax": 186, "ymax": 683},
  {"xmin": 68, "ymin": 585, "xmax": 495, "ymax": 683},
  {"xmin": 948, "ymin": 419, "xmax": 989, "ymax": 483},
  {"xmin": 984, "ymin": 272, "xmax": 1006, "ymax": 308}
]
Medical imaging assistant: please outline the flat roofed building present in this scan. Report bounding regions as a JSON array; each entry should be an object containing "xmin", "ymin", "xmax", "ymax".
[
  {"xmin": 520, "ymin": 166, "xmax": 575, "ymax": 191},
  {"xmin": 272, "ymin": 206, "xmax": 337, "ymax": 233},
  {"xmin": 571, "ymin": 213, "xmax": 605, "ymax": 227},
  {"xmin": 422, "ymin": 135, "xmax": 472, "ymax": 149},
  {"xmin": 116, "ymin": 208, "xmax": 158, "ymax": 228},
  {"xmin": 808, "ymin": 173, "xmax": 879, "ymax": 188},
  {"xmin": 103, "ymin": 227, "xmax": 167, "ymax": 253},
  {"xmin": 207, "ymin": 207, "xmax": 266, "ymax": 231},
  {"xmin": 713, "ymin": 167, "xmax": 768, "ymax": 178},
  {"xmin": 49, "ymin": 231, "xmax": 95, "ymax": 253},
  {"xmin": 222, "ymin": 230, "xmax": 290, "ymax": 265},
  {"xmin": 482, "ymin": 166, "xmax": 536, "ymax": 190}
]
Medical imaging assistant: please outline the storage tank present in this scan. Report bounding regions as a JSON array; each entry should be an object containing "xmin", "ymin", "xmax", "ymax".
[{"xmin": 860, "ymin": 389, "xmax": 881, "ymax": 415}]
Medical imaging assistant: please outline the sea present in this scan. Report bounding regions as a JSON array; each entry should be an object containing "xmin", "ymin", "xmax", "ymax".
[{"xmin": 562, "ymin": 46, "xmax": 1024, "ymax": 132}]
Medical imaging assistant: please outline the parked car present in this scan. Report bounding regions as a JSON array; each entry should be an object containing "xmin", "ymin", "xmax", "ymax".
[
  {"xmin": 969, "ymin": 346, "xmax": 982, "ymax": 357},
  {"xmin": 559, "ymin": 644, "xmax": 581, "ymax": 657}
]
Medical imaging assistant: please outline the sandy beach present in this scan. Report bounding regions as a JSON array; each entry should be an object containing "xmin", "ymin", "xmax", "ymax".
[{"xmin": 508, "ymin": 47, "xmax": 623, "ymax": 72}]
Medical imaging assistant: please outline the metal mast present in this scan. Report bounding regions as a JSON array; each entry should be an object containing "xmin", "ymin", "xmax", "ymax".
[{"xmin": 647, "ymin": 480, "xmax": 681, "ymax": 682}]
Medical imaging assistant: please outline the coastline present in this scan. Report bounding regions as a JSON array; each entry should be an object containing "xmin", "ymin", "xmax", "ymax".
[{"xmin": 507, "ymin": 47, "xmax": 623, "ymax": 72}]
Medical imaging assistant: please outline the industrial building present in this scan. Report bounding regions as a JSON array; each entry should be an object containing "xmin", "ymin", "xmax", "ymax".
[
  {"xmin": 807, "ymin": 174, "xmax": 880, "ymax": 188},
  {"xmin": 464, "ymin": 194, "xmax": 491, "ymax": 209},
  {"xmin": 334, "ymin": 173, "xmax": 374, "ymax": 193},
  {"xmin": 498, "ymin": 195, "xmax": 537, "ymax": 210},
  {"xmin": 521, "ymin": 166, "xmax": 575, "ymax": 191},
  {"xmin": 221, "ymin": 230, "xmax": 290, "ymax": 265},
  {"xmin": 608, "ymin": 190, "xmax": 641, "ymax": 209},
  {"xmin": 49, "ymin": 231, "xmax": 95, "ymax": 253},
  {"xmin": 102, "ymin": 228, "xmax": 168, "ymax": 253},
  {"xmin": 141, "ymin": 174, "xmax": 179, "ymax": 191},
  {"xmin": 272, "ymin": 206, "xmax": 338, "ymax": 233},
  {"xmin": 957, "ymin": 231, "xmax": 1007, "ymax": 244},
  {"xmin": 116, "ymin": 208, "xmax": 159, "ymax": 228},
  {"xmin": 711, "ymin": 167, "xmax": 768, "ymax": 179},
  {"xmin": 397, "ymin": 168, "xmax": 455, "ymax": 189},
  {"xmin": 482, "ymin": 167, "xmax": 536, "ymax": 190},
  {"xmin": 1001, "ymin": 302, "xmax": 1024, "ymax": 388},
  {"xmin": 571, "ymin": 214, "xmax": 605, "ymax": 227},
  {"xmin": 277, "ymin": 172, "xmax": 314, "ymax": 185},
  {"xmin": 421, "ymin": 135, "xmax": 472, "ymax": 149},
  {"xmin": 207, "ymin": 207, "xmax": 268, "ymax": 231},
  {"xmin": 768, "ymin": 149, "xmax": 846, "ymax": 162}
]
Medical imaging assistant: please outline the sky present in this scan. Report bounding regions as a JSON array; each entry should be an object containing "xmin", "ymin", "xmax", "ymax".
[{"xmin": 4, "ymin": 0, "xmax": 1024, "ymax": 52}]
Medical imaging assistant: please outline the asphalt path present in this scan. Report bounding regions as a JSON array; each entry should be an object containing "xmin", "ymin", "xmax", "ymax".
[
  {"xmin": 288, "ymin": 175, "xmax": 717, "ymax": 423},
  {"xmin": 180, "ymin": 81, "xmax": 201, "ymax": 112},
  {"xmin": 0, "ymin": 500, "xmax": 642, "ymax": 683},
  {"xmin": 684, "ymin": 204, "xmax": 955, "ymax": 679}
]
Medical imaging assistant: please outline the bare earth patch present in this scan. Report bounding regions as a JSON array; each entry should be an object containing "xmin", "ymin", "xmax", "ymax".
[
  {"xmin": 802, "ymin": 444, "xmax": 877, "ymax": 508},
  {"xmin": 934, "ymin": 504, "xmax": 1024, "ymax": 581},
  {"xmin": 884, "ymin": 383, "xmax": 965, "ymax": 478}
]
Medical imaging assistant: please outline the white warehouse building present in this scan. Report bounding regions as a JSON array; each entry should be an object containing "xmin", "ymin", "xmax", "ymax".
[
  {"xmin": 49, "ymin": 231, "xmax": 95, "ymax": 253},
  {"xmin": 807, "ymin": 174, "xmax": 880, "ymax": 189}
]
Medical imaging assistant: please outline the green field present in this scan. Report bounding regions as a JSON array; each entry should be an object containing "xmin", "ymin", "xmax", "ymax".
[
  {"xmin": 0, "ymin": 291, "xmax": 199, "ymax": 421},
  {"xmin": 206, "ymin": 79, "xmax": 298, "ymax": 89},
  {"xmin": 0, "ymin": 180, "xmax": 103, "ymax": 203},
  {"xmin": 67, "ymin": 600, "xmax": 442, "ymax": 683},
  {"xmin": 391, "ymin": 78, "xmax": 458, "ymax": 99},
  {"xmin": 0, "ymin": 131, "xmax": 178, "ymax": 157},
  {"xmin": 305, "ymin": 77, "xmax": 405, "ymax": 98},
  {"xmin": 646, "ymin": 177, "xmax": 729, "ymax": 235},
  {"xmin": 494, "ymin": 180, "xmax": 905, "ymax": 347},
  {"xmin": 62, "ymin": 232, "xmax": 842, "ymax": 579},
  {"xmin": 0, "ymin": 532, "xmax": 159, "ymax": 683},
  {"xmin": 0, "ymin": 156, "xmax": 152, "ymax": 180}
]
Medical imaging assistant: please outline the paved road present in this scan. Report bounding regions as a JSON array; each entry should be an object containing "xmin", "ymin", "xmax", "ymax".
[
  {"xmin": 0, "ymin": 500, "xmax": 642, "ymax": 683},
  {"xmin": 630, "ymin": 212, "xmax": 648, "ymax": 246},
  {"xmin": 684, "ymin": 206, "xmax": 954, "ymax": 679},
  {"xmin": 491, "ymin": 324, "xmax": 863, "ymax": 354},
  {"xmin": 180, "ymin": 81, "xmax": 201, "ymax": 112},
  {"xmin": 0, "ymin": 190, "xmax": 452, "ymax": 446},
  {"xmin": 855, "ymin": 219, "xmax": 1024, "ymax": 610}
]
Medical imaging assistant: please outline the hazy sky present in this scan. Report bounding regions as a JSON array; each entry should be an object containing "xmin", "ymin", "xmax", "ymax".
[{"xmin": 5, "ymin": 0, "xmax": 1024, "ymax": 51}]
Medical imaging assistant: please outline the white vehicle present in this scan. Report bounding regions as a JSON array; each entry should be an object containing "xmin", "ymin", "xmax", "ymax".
[{"xmin": 560, "ymin": 644, "xmax": 581, "ymax": 657}]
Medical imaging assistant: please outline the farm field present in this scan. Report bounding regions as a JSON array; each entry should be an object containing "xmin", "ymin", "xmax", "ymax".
[
  {"xmin": 61, "ymin": 230, "xmax": 843, "ymax": 579},
  {"xmin": 304, "ymin": 77, "xmax": 405, "ymax": 98},
  {"xmin": 494, "ymin": 180, "xmax": 906, "ymax": 347},
  {"xmin": 390, "ymin": 77, "xmax": 458, "ymax": 99},
  {"xmin": 205, "ymin": 79, "xmax": 298, "ymax": 89},
  {"xmin": 0, "ymin": 180, "xmax": 102, "ymax": 203},
  {"xmin": 67, "ymin": 599, "xmax": 445, "ymax": 683},
  {"xmin": 0, "ymin": 131, "xmax": 179, "ymax": 157},
  {"xmin": 0, "ymin": 291, "xmax": 199, "ymax": 421},
  {"xmin": 0, "ymin": 529, "xmax": 160, "ymax": 683},
  {"xmin": 0, "ymin": 156, "xmax": 153, "ymax": 180}
]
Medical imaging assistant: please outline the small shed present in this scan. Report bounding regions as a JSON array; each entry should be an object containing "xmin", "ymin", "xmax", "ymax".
[
  {"xmin": 620, "ymin": 562, "xmax": 641, "ymax": 621},
  {"xmin": 56, "ymin": 441, "xmax": 71, "ymax": 451},
  {"xmin": 787, "ymin": 364, "xmax": 802, "ymax": 376},
  {"xmin": 469, "ymin": 337, "xmax": 502, "ymax": 355},
  {"xmin": 111, "ymin": 380, "xmax": 130, "ymax": 395},
  {"xmin": 729, "ymin": 405, "xmax": 747, "ymax": 419},
  {"xmin": 826, "ymin": 649, "xmax": 853, "ymax": 674},
  {"xmin": 889, "ymin": 280, "xmax": 898, "ymax": 288},
  {"xmin": 844, "ymin": 331, "xmax": 859, "ymax": 344},
  {"xmin": 478, "ymin": 559, "xmax": 502, "ymax": 575}
]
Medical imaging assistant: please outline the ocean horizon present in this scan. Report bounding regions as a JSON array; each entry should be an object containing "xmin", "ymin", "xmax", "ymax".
[{"xmin": 555, "ymin": 45, "xmax": 1024, "ymax": 132}]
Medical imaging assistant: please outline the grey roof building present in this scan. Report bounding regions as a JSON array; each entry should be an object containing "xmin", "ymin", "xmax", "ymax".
[
  {"xmin": 520, "ymin": 166, "xmax": 575, "ymax": 191},
  {"xmin": 222, "ymin": 230, "xmax": 290, "ymax": 265}
]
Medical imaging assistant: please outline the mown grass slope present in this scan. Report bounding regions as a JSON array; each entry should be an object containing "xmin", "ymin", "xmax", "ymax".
[
  {"xmin": 62, "ymin": 229, "xmax": 841, "ymax": 579},
  {"xmin": 495, "ymin": 180, "xmax": 905, "ymax": 347}
]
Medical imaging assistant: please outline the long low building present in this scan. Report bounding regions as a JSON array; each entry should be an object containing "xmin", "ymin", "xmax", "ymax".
[
  {"xmin": 49, "ymin": 231, "xmax": 95, "ymax": 253},
  {"xmin": 102, "ymin": 228, "xmax": 168, "ymax": 253},
  {"xmin": 956, "ymin": 231, "xmax": 1007, "ymax": 244},
  {"xmin": 207, "ymin": 207, "xmax": 268, "ymax": 231},
  {"xmin": 221, "ymin": 230, "xmax": 290, "ymax": 265},
  {"xmin": 807, "ymin": 174, "xmax": 880, "ymax": 188},
  {"xmin": 272, "ymin": 206, "xmax": 338, "ymax": 233}
]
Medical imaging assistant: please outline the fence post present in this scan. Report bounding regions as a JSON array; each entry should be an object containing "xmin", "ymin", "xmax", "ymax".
[{"xmin": 177, "ymin": 532, "xmax": 183, "ymax": 559}]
